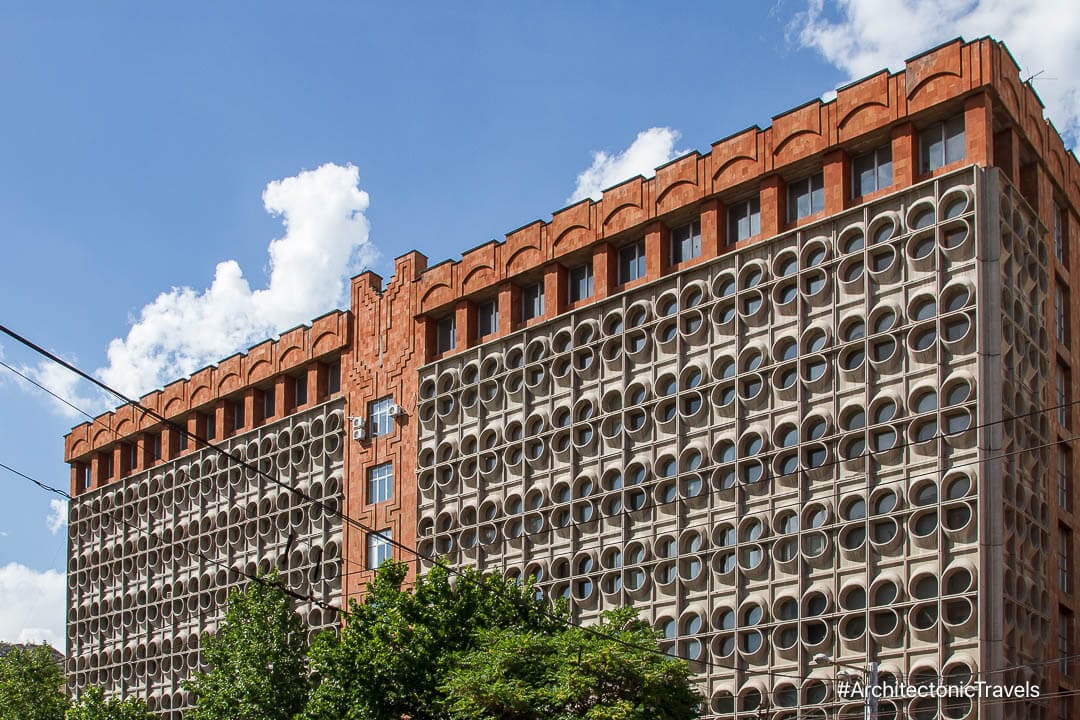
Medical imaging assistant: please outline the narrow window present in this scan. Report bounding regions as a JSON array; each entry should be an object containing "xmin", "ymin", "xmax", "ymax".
[
  {"xmin": 232, "ymin": 398, "xmax": 245, "ymax": 432},
  {"xmin": 568, "ymin": 262, "xmax": 594, "ymax": 304},
  {"xmin": 788, "ymin": 173, "xmax": 825, "ymax": 222},
  {"xmin": 436, "ymin": 315, "xmax": 456, "ymax": 353},
  {"xmin": 263, "ymin": 387, "xmax": 276, "ymax": 420},
  {"xmin": 151, "ymin": 432, "xmax": 162, "ymax": 460},
  {"xmin": 618, "ymin": 239, "xmax": 646, "ymax": 284},
  {"xmin": 368, "ymin": 462, "xmax": 393, "ymax": 504},
  {"xmin": 1061, "ymin": 609, "xmax": 1074, "ymax": 675},
  {"xmin": 852, "ymin": 146, "xmax": 893, "ymax": 196},
  {"xmin": 327, "ymin": 361, "xmax": 341, "ymax": 395},
  {"xmin": 129, "ymin": 442, "xmax": 140, "ymax": 469},
  {"xmin": 728, "ymin": 198, "xmax": 761, "ymax": 243},
  {"xmin": 294, "ymin": 375, "xmax": 308, "ymax": 408},
  {"xmin": 670, "ymin": 220, "xmax": 702, "ymax": 264},
  {"xmin": 1060, "ymin": 527, "xmax": 1073, "ymax": 592},
  {"xmin": 177, "ymin": 429, "xmax": 188, "ymax": 453},
  {"xmin": 1054, "ymin": 204, "xmax": 1068, "ymax": 267},
  {"xmin": 521, "ymin": 282, "xmax": 544, "ymax": 321},
  {"xmin": 100, "ymin": 452, "xmax": 113, "ymax": 481},
  {"xmin": 368, "ymin": 396, "xmax": 394, "ymax": 437},
  {"xmin": 1059, "ymin": 446, "xmax": 1072, "ymax": 513},
  {"xmin": 205, "ymin": 412, "xmax": 216, "ymax": 441},
  {"xmin": 1058, "ymin": 363, "xmax": 1071, "ymax": 428},
  {"xmin": 920, "ymin": 115, "xmax": 965, "ymax": 172},
  {"xmin": 477, "ymin": 300, "xmax": 498, "ymax": 339},
  {"xmin": 367, "ymin": 529, "xmax": 393, "ymax": 569},
  {"xmin": 79, "ymin": 464, "xmax": 91, "ymax": 491},
  {"xmin": 1057, "ymin": 285, "xmax": 1070, "ymax": 345}
]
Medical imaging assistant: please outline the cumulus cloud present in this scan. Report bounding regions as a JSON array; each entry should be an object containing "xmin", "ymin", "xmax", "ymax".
[
  {"xmin": 46, "ymin": 499, "xmax": 67, "ymax": 535},
  {"xmin": 0, "ymin": 563, "xmax": 65, "ymax": 648},
  {"xmin": 97, "ymin": 163, "xmax": 375, "ymax": 397},
  {"xmin": 790, "ymin": 0, "xmax": 1080, "ymax": 143},
  {"xmin": 568, "ymin": 127, "xmax": 685, "ymax": 204}
]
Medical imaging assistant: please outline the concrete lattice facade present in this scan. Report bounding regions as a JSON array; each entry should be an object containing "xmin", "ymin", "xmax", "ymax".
[
  {"xmin": 63, "ymin": 36, "xmax": 1080, "ymax": 720},
  {"xmin": 417, "ymin": 166, "xmax": 984, "ymax": 718},
  {"xmin": 66, "ymin": 401, "xmax": 345, "ymax": 718}
]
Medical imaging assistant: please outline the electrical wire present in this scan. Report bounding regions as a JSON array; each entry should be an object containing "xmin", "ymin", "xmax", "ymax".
[{"xmin": 2, "ymin": 320, "xmax": 1076, "ymax": 686}]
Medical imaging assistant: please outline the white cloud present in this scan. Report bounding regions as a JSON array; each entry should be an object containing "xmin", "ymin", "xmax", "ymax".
[
  {"xmin": 97, "ymin": 163, "xmax": 375, "ymax": 398},
  {"xmin": 46, "ymin": 499, "xmax": 67, "ymax": 535},
  {"xmin": 0, "ymin": 563, "xmax": 65, "ymax": 648},
  {"xmin": 790, "ymin": 0, "xmax": 1080, "ymax": 144},
  {"xmin": 568, "ymin": 127, "xmax": 684, "ymax": 204}
]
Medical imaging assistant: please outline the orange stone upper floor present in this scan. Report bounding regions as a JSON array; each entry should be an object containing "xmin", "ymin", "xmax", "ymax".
[
  {"xmin": 64, "ymin": 310, "xmax": 350, "ymax": 496},
  {"xmin": 411, "ymin": 36, "xmax": 1080, "ymax": 361},
  {"xmin": 65, "ymin": 36, "xmax": 1080, "ymax": 498}
]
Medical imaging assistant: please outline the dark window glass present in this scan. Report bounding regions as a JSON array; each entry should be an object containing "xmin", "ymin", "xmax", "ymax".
[
  {"xmin": 618, "ymin": 240, "xmax": 646, "ymax": 284},
  {"xmin": 670, "ymin": 220, "xmax": 702, "ymax": 264},
  {"xmin": 728, "ymin": 198, "xmax": 761, "ymax": 243},
  {"xmin": 436, "ymin": 315, "xmax": 456, "ymax": 353},
  {"xmin": 920, "ymin": 115, "xmax": 965, "ymax": 172},
  {"xmin": 522, "ymin": 282, "xmax": 544, "ymax": 321},
  {"xmin": 788, "ymin": 172, "xmax": 825, "ymax": 221},
  {"xmin": 568, "ymin": 262, "xmax": 594, "ymax": 303},
  {"xmin": 852, "ymin": 146, "xmax": 893, "ymax": 196},
  {"xmin": 478, "ymin": 300, "xmax": 498, "ymax": 338}
]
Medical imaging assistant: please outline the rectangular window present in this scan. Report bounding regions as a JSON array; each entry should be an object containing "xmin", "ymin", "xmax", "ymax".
[
  {"xmin": 327, "ymin": 361, "xmax": 341, "ymax": 395},
  {"xmin": 368, "ymin": 396, "xmax": 394, "ymax": 437},
  {"xmin": 232, "ymin": 399, "xmax": 244, "ymax": 432},
  {"xmin": 618, "ymin": 239, "xmax": 646, "ymax": 284},
  {"xmin": 478, "ymin": 300, "xmax": 498, "ymax": 339},
  {"xmin": 294, "ymin": 375, "xmax": 308, "ymax": 408},
  {"xmin": 79, "ymin": 464, "xmax": 91, "ymax": 490},
  {"xmin": 728, "ymin": 198, "xmax": 761, "ymax": 243},
  {"xmin": 367, "ymin": 529, "xmax": 392, "ymax": 569},
  {"xmin": 367, "ymin": 462, "xmax": 393, "ymax": 504},
  {"xmin": 568, "ymin": 262, "xmax": 594, "ymax": 304},
  {"xmin": 263, "ymin": 388, "xmax": 276, "ymax": 420},
  {"xmin": 151, "ymin": 432, "xmax": 162, "ymax": 460},
  {"xmin": 205, "ymin": 412, "xmax": 217, "ymax": 441},
  {"xmin": 100, "ymin": 453, "xmax": 113, "ymax": 481},
  {"xmin": 1059, "ymin": 363, "xmax": 1071, "ymax": 428},
  {"xmin": 1060, "ymin": 446, "xmax": 1073, "ymax": 513},
  {"xmin": 177, "ymin": 429, "xmax": 188, "ymax": 452},
  {"xmin": 1060, "ymin": 527, "xmax": 1073, "ymax": 593},
  {"xmin": 787, "ymin": 172, "xmax": 825, "ymax": 222},
  {"xmin": 129, "ymin": 443, "xmax": 140, "ymax": 469},
  {"xmin": 1061, "ymin": 609, "xmax": 1074, "ymax": 675},
  {"xmin": 670, "ymin": 220, "xmax": 702, "ymax": 264},
  {"xmin": 920, "ymin": 115, "xmax": 966, "ymax": 172},
  {"xmin": 521, "ymin": 282, "xmax": 544, "ymax": 321},
  {"xmin": 1057, "ymin": 285, "xmax": 1070, "ymax": 345},
  {"xmin": 436, "ymin": 315, "xmax": 456, "ymax": 353},
  {"xmin": 1054, "ymin": 204, "xmax": 1066, "ymax": 265},
  {"xmin": 852, "ymin": 146, "xmax": 893, "ymax": 196}
]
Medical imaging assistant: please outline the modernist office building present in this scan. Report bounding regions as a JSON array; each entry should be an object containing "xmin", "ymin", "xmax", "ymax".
[{"xmin": 64, "ymin": 37, "xmax": 1080, "ymax": 719}]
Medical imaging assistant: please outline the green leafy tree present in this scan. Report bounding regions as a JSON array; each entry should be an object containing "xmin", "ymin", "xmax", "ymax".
[
  {"xmin": 66, "ymin": 687, "xmax": 154, "ymax": 720},
  {"xmin": 442, "ymin": 607, "xmax": 702, "ymax": 720},
  {"xmin": 302, "ymin": 560, "xmax": 563, "ymax": 720},
  {"xmin": 184, "ymin": 573, "xmax": 309, "ymax": 720},
  {"xmin": 0, "ymin": 644, "xmax": 68, "ymax": 720},
  {"xmin": 302, "ymin": 561, "xmax": 700, "ymax": 720}
]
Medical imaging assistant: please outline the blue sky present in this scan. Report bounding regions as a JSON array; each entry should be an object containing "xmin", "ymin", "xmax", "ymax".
[{"xmin": 1, "ymin": 2, "xmax": 1075, "ymax": 646}]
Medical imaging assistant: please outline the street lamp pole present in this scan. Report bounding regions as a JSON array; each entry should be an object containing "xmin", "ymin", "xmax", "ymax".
[{"xmin": 812, "ymin": 653, "xmax": 878, "ymax": 720}]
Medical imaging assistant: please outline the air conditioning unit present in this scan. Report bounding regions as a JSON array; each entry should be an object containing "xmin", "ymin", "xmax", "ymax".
[
  {"xmin": 348, "ymin": 416, "xmax": 367, "ymax": 441},
  {"xmin": 387, "ymin": 404, "xmax": 404, "ymax": 418}
]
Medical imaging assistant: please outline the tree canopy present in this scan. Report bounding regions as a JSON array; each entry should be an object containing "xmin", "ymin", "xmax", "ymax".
[
  {"xmin": 300, "ymin": 561, "xmax": 701, "ymax": 720},
  {"xmin": 66, "ymin": 687, "xmax": 154, "ymax": 720},
  {"xmin": 183, "ymin": 573, "xmax": 309, "ymax": 720},
  {"xmin": 0, "ymin": 644, "xmax": 69, "ymax": 720}
]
